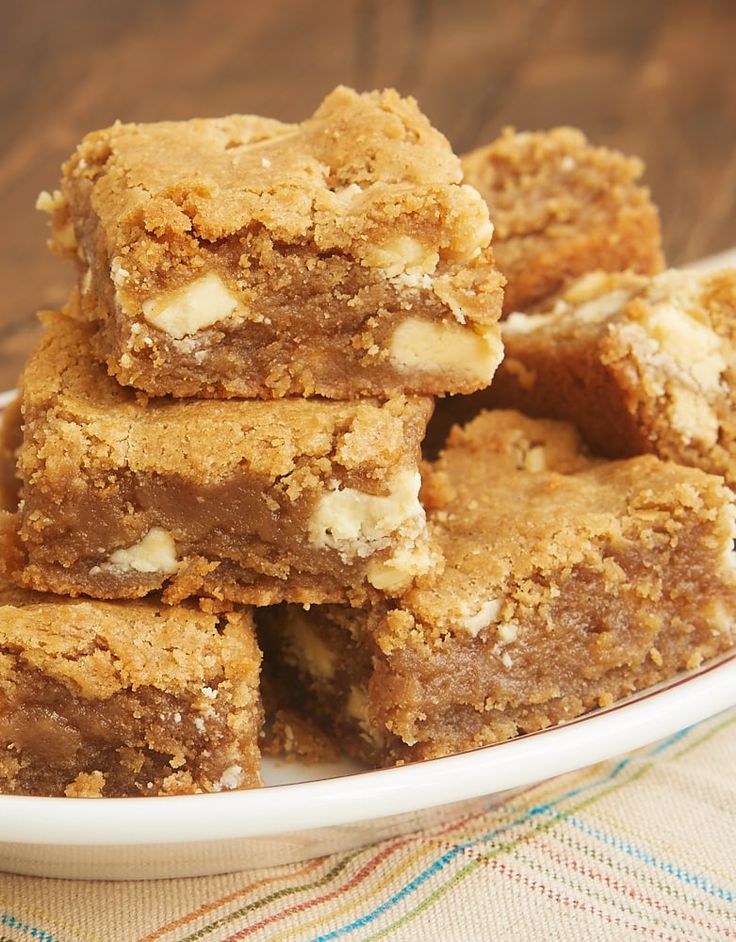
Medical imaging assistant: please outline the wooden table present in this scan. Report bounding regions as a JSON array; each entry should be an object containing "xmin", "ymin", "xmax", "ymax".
[{"xmin": 1, "ymin": 0, "xmax": 734, "ymax": 391}]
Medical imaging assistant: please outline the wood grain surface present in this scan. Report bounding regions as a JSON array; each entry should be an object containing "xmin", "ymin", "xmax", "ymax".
[{"xmin": 1, "ymin": 0, "xmax": 734, "ymax": 391}]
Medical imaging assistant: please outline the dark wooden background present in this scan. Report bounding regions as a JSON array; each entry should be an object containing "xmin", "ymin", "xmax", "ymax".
[{"xmin": 1, "ymin": 0, "xmax": 734, "ymax": 391}]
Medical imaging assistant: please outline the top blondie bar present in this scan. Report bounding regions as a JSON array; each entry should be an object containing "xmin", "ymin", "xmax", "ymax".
[{"xmin": 40, "ymin": 86, "xmax": 505, "ymax": 399}]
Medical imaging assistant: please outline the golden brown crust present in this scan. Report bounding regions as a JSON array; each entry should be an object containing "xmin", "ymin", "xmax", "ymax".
[{"xmin": 462, "ymin": 127, "xmax": 664, "ymax": 314}]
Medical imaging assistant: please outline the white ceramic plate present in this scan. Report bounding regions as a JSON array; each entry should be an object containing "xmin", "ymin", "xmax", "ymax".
[
  {"xmin": 0, "ymin": 651, "xmax": 734, "ymax": 880},
  {"xmin": 2, "ymin": 253, "xmax": 736, "ymax": 885}
]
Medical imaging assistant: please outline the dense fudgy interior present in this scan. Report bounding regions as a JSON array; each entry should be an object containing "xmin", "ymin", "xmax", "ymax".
[
  {"xmin": 0, "ymin": 667, "xmax": 260, "ymax": 797},
  {"xmin": 76, "ymin": 242, "xmax": 504, "ymax": 400}
]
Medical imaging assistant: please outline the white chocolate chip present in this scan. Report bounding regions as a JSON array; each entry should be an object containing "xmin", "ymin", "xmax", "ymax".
[
  {"xmin": 449, "ymin": 186, "xmax": 494, "ymax": 261},
  {"xmin": 390, "ymin": 271, "xmax": 434, "ymax": 291},
  {"xmin": 498, "ymin": 622, "xmax": 519, "ymax": 644},
  {"xmin": 639, "ymin": 303, "xmax": 726, "ymax": 391},
  {"xmin": 345, "ymin": 686, "xmax": 385, "ymax": 745},
  {"xmin": 504, "ymin": 286, "xmax": 633, "ymax": 334},
  {"xmin": 285, "ymin": 614, "xmax": 338, "ymax": 680},
  {"xmin": 97, "ymin": 528, "xmax": 179, "ymax": 576},
  {"xmin": 35, "ymin": 189, "xmax": 66, "ymax": 214},
  {"xmin": 309, "ymin": 470, "xmax": 425, "ymax": 562},
  {"xmin": 346, "ymin": 686, "xmax": 369, "ymax": 724},
  {"xmin": 215, "ymin": 765, "xmax": 245, "ymax": 791},
  {"xmin": 457, "ymin": 598, "xmax": 503, "ymax": 637},
  {"xmin": 363, "ymin": 236, "xmax": 439, "ymax": 277},
  {"xmin": 564, "ymin": 271, "xmax": 632, "ymax": 304},
  {"xmin": 523, "ymin": 445, "xmax": 546, "ymax": 473},
  {"xmin": 111, "ymin": 257, "xmax": 131, "ymax": 287},
  {"xmin": 332, "ymin": 183, "xmax": 363, "ymax": 205},
  {"xmin": 142, "ymin": 273, "xmax": 241, "ymax": 339},
  {"xmin": 365, "ymin": 540, "xmax": 435, "ymax": 591},
  {"xmin": 668, "ymin": 388, "xmax": 719, "ymax": 447},
  {"xmin": 575, "ymin": 289, "xmax": 633, "ymax": 322},
  {"xmin": 389, "ymin": 317, "xmax": 502, "ymax": 383}
]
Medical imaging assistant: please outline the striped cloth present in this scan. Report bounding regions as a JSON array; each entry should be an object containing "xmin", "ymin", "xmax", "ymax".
[{"xmin": 1, "ymin": 707, "xmax": 734, "ymax": 941}]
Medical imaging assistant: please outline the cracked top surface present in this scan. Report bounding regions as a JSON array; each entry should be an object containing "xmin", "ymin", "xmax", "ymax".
[
  {"xmin": 53, "ymin": 85, "xmax": 489, "ymax": 265},
  {"xmin": 22, "ymin": 313, "xmax": 432, "ymax": 486},
  {"xmin": 0, "ymin": 579, "xmax": 258, "ymax": 700}
]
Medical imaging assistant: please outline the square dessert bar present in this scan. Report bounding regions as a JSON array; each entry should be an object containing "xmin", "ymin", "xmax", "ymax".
[
  {"xmin": 488, "ymin": 269, "xmax": 736, "ymax": 487},
  {"xmin": 40, "ymin": 85, "xmax": 505, "ymax": 399},
  {"xmin": 2, "ymin": 313, "xmax": 434, "ymax": 606},
  {"xmin": 260, "ymin": 411, "xmax": 736, "ymax": 764},
  {"xmin": 461, "ymin": 127, "xmax": 663, "ymax": 315},
  {"xmin": 0, "ymin": 581, "xmax": 261, "ymax": 796}
]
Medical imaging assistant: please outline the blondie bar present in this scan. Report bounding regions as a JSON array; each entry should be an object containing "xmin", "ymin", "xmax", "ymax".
[
  {"xmin": 2, "ymin": 313, "xmax": 434, "ymax": 605},
  {"xmin": 462, "ymin": 127, "xmax": 663, "ymax": 314},
  {"xmin": 261, "ymin": 411, "xmax": 736, "ymax": 764},
  {"xmin": 488, "ymin": 269, "xmax": 736, "ymax": 486},
  {"xmin": 40, "ymin": 86, "xmax": 505, "ymax": 399},
  {"xmin": 0, "ymin": 581, "xmax": 261, "ymax": 796}
]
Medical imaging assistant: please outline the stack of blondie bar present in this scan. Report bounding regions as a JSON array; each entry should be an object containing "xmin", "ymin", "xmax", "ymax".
[{"xmin": 1, "ymin": 86, "xmax": 735, "ymax": 795}]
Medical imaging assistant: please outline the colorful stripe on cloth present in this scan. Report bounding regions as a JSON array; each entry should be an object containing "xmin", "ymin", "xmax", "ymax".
[{"xmin": 0, "ymin": 708, "xmax": 735, "ymax": 942}]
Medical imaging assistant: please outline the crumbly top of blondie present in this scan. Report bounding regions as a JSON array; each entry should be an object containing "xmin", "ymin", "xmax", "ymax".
[
  {"xmin": 0, "ymin": 579, "xmax": 258, "ymax": 700},
  {"xmin": 54, "ymin": 86, "xmax": 490, "ymax": 262},
  {"xmin": 462, "ymin": 126, "xmax": 658, "ymax": 243},
  {"xmin": 390, "ymin": 410, "xmax": 736, "ymax": 643},
  {"xmin": 22, "ymin": 313, "xmax": 432, "ymax": 486}
]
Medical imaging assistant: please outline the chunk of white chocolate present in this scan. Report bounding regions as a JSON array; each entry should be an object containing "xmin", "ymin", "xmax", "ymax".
[
  {"xmin": 215, "ymin": 765, "xmax": 245, "ymax": 791},
  {"xmin": 96, "ymin": 528, "xmax": 179, "ymax": 576},
  {"xmin": 35, "ymin": 189, "xmax": 66, "ymax": 214},
  {"xmin": 640, "ymin": 303, "xmax": 726, "ymax": 391},
  {"xmin": 365, "ymin": 540, "xmax": 435, "ymax": 591},
  {"xmin": 309, "ymin": 470, "xmax": 424, "ymax": 562},
  {"xmin": 668, "ymin": 388, "xmax": 719, "ymax": 447},
  {"xmin": 389, "ymin": 317, "xmax": 502, "ymax": 382},
  {"xmin": 460, "ymin": 598, "xmax": 503, "ymax": 636},
  {"xmin": 285, "ymin": 612, "xmax": 338, "ymax": 680},
  {"xmin": 363, "ymin": 236, "xmax": 439, "ymax": 277},
  {"xmin": 142, "ymin": 273, "xmax": 241, "ymax": 339}
]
